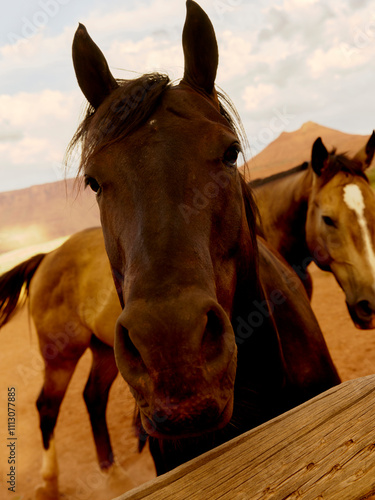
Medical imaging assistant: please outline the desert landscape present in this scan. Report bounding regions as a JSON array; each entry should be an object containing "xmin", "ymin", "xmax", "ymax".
[
  {"xmin": 1, "ymin": 263, "xmax": 375, "ymax": 499},
  {"xmin": 245, "ymin": 120, "xmax": 374, "ymax": 179},
  {"xmin": 1, "ymin": 122, "xmax": 375, "ymax": 499},
  {"xmin": 1, "ymin": 121, "xmax": 373, "ymax": 258}
]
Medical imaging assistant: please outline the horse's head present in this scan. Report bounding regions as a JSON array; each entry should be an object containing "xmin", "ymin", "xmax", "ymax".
[
  {"xmin": 306, "ymin": 134, "xmax": 375, "ymax": 329},
  {"xmin": 71, "ymin": 0, "xmax": 257, "ymax": 438}
]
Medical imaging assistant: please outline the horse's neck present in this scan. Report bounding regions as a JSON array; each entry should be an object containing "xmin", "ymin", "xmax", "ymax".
[
  {"xmin": 232, "ymin": 237, "xmax": 340, "ymax": 422},
  {"xmin": 231, "ymin": 249, "xmax": 286, "ymax": 396},
  {"xmin": 253, "ymin": 168, "xmax": 312, "ymax": 263}
]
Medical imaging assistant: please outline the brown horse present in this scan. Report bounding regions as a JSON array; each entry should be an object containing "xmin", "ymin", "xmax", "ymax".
[
  {"xmin": 252, "ymin": 133, "xmax": 375, "ymax": 328},
  {"xmin": 0, "ymin": 0, "xmax": 339, "ymax": 494},
  {"xmin": 71, "ymin": 0, "xmax": 339, "ymax": 474}
]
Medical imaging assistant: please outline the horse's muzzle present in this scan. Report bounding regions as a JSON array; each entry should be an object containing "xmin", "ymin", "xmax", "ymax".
[
  {"xmin": 139, "ymin": 396, "xmax": 234, "ymax": 439},
  {"xmin": 114, "ymin": 290, "xmax": 237, "ymax": 437}
]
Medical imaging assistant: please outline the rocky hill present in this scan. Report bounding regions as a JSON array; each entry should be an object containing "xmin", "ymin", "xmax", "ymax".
[
  {"xmin": 0, "ymin": 178, "xmax": 100, "ymax": 254},
  {"xmin": 245, "ymin": 121, "xmax": 373, "ymax": 180},
  {"xmin": 1, "ymin": 122, "xmax": 373, "ymax": 254}
]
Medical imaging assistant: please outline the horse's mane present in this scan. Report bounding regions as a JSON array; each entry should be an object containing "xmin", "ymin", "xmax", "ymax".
[
  {"xmin": 67, "ymin": 73, "xmax": 171, "ymax": 175},
  {"xmin": 320, "ymin": 149, "xmax": 369, "ymax": 186},
  {"xmin": 249, "ymin": 149, "xmax": 368, "ymax": 189},
  {"xmin": 249, "ymin": 162, "xmax": 309, "ymax": 189},
  {"xmin": 216, "ymin": 88, "xmax": 259, "ymax": 272}
]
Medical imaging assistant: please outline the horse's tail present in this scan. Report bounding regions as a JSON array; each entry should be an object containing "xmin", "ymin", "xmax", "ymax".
[{"xmin": 0, "ymin": 253, "xmax": 46, "ymax": 328}]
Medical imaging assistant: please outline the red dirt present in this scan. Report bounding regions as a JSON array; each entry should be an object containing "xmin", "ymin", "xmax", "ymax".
[{"xmin": 1, "ymin": 264, "xmax": 375, "ymax": 499}]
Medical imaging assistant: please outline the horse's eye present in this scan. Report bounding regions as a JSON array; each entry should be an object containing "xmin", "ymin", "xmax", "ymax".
[
  {"xmin": 322, "ymin": 215, "xmax": 336, "ymax": 228},
  {"xmin": 223, "ymin": 144, "xmax": 240, "ymax": 168},
  {"xmin": 84, "ymin": 175, "xmax": 101, "ymax": 194}
]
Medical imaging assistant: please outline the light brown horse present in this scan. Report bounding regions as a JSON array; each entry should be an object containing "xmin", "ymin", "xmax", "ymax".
[
  {"xmin": 0, "ymin": 0, "xmax": 340, "ymax": 495},
  {"xmin": 0, "ymin": 229, "xmax": 125, "ymax": 497},
  {"xmin": 252, "ymin": 133, "xmax": 375, "ymax": 328}
]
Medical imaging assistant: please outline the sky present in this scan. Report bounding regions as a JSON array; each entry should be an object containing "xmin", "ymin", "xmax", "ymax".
[{"xmin": 1, "ymin": 0, "xmax": 375, "ymax": 192}]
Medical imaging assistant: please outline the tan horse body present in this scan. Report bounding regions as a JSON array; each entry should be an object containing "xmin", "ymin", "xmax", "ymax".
[{"xmin": 28, "ymin": 229, "xmax": 123, "ymax": 496}]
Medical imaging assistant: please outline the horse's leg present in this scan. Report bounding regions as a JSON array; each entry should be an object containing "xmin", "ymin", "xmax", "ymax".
[
  {"xmin": 35, "ymin": 357, "xmax": 82, "ymax": 500},
  {"xmin": 83, "ymin": 335, "xmax": 118, "ymax": 470},
  {"xmin": 83, "ymin": 336, "xmax": 137, "ymax": 493},
  {"xmin": 303, "ymin": 270, "xmax": 313, "ymax": 300}
]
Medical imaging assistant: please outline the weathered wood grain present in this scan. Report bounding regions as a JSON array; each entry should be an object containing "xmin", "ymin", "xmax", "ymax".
[{"xmin": 115, "ymin": 375, "xmax": 375, "ymax": 500}]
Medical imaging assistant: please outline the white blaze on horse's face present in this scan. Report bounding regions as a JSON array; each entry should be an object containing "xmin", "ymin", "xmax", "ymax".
[{"xmin": 343, "ymin": 183, "xmax": 375, "ymax": 292}]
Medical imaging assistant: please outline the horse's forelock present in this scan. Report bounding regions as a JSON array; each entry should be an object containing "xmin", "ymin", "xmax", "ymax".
[
  {"xmin": 67, "ymin": 73, "xmax": 171, "ymax": 176},
  {"xmin": 320, "ymin": 150, "xmax": 369, "ymax": 186},
  {"xmin": 67, "ymin": 76, "xmax": 251, "ymax": 188},
  {"xmin": 217, "ymin": 89, "xmax": 249, "ymax": 158}
]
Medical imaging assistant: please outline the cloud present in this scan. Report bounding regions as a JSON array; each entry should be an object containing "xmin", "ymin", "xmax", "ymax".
[
  {"xmin": 107, "ymin": 38, "xmax": 183, "ymax": 79},
  {"xmin": 258, "ymin": 3, "xmax": 334, "ymax": 45},
  {"xmin": 0, "ymin": 89, "xmax": 82, "ymax": 190},
  {"xmin": 0, "ymin": 27, "xmax": 76, "ymax": 95},
  {"xmin": 83, "ymin": 0, "xmax": 182, "ymax": 35},
  {"xmin": 349, "ymin": 0, "xmax": 372, "ymax": 9},
  {"xmin": 1, "ymin": 0, "xmax": 375, "ymax": 192},
  {"xmin": 243, "ymin": 83, "xmax": 276, "ymax": 112},
  {"xmin": 216, "ymin": 31, "xmax": 254, "ymax": 84},
  {"xmin": 236, "ymin": 1, "xmax": 375, "ymax": 131},
  {"xmin": 0, "ymin": 89, "xmax": 78, "ymax": 125},
  {"xmin": 0, "ymin": 120, "xmax": 24, "ymax": 143}
]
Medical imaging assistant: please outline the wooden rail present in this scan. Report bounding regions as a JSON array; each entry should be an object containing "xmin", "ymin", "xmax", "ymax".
[{"xmin": 115, "ymin": 375, "xmax": 375, "ymax": 500}]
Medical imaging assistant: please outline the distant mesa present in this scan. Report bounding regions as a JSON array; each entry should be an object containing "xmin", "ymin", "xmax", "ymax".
[
  {"xmin": 244, "ymin": 121, "xmax": 372, "ymax": 181},
  {"xmin": 0, "ymin": 123, "xmax": 372, "ymax": 256},
  {"xmin": 0, "ymin": 178, "xmax": 100, "ymax": 255}
]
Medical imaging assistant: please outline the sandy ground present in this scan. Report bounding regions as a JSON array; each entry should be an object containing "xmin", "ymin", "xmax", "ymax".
[
  {"xmin": 0, "ymin": 308, "xmax": 156, "ymax": 500},
  {"xmin": 1, "ymin": 264, "xmax": 375, "ymax": 500}
]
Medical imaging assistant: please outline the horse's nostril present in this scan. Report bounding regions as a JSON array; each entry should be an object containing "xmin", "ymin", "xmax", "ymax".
[
  {"xmin": 347, "ymin": 299, "xmax": 375, "ymax": 329},
  {"xmin": 205, "ymin": 310, "xmax": 222, "ymax": 337},
  {"xmin": 356, "ymin": 300, "xmax": 373, "ymax": 319},
  {"xmin": 115, "ymin": 314, "xmax": 151, "ymax": 388},
  {"xmin": 116, "ymin": 322, "xmax": 141, "ymax": 365},
  {"xmin": 202, "ymin": 309, "xmax": 231, "ymax": 362}
]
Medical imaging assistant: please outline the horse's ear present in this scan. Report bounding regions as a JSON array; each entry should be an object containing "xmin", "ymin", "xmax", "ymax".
[
  {"xmin": 72, "ymin": 23, "xmax": 118, "ymax": 109},
  {"xmin": 311, "ymin": 137, "xmax": 329, "ymax": 177},
  {"xmin": 353, "ymin": 131, "xmax": 375, "ymax": 171},
  {"xmin": 181, "ymin": 0, "xmax": 218, "ymax": 96}
]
